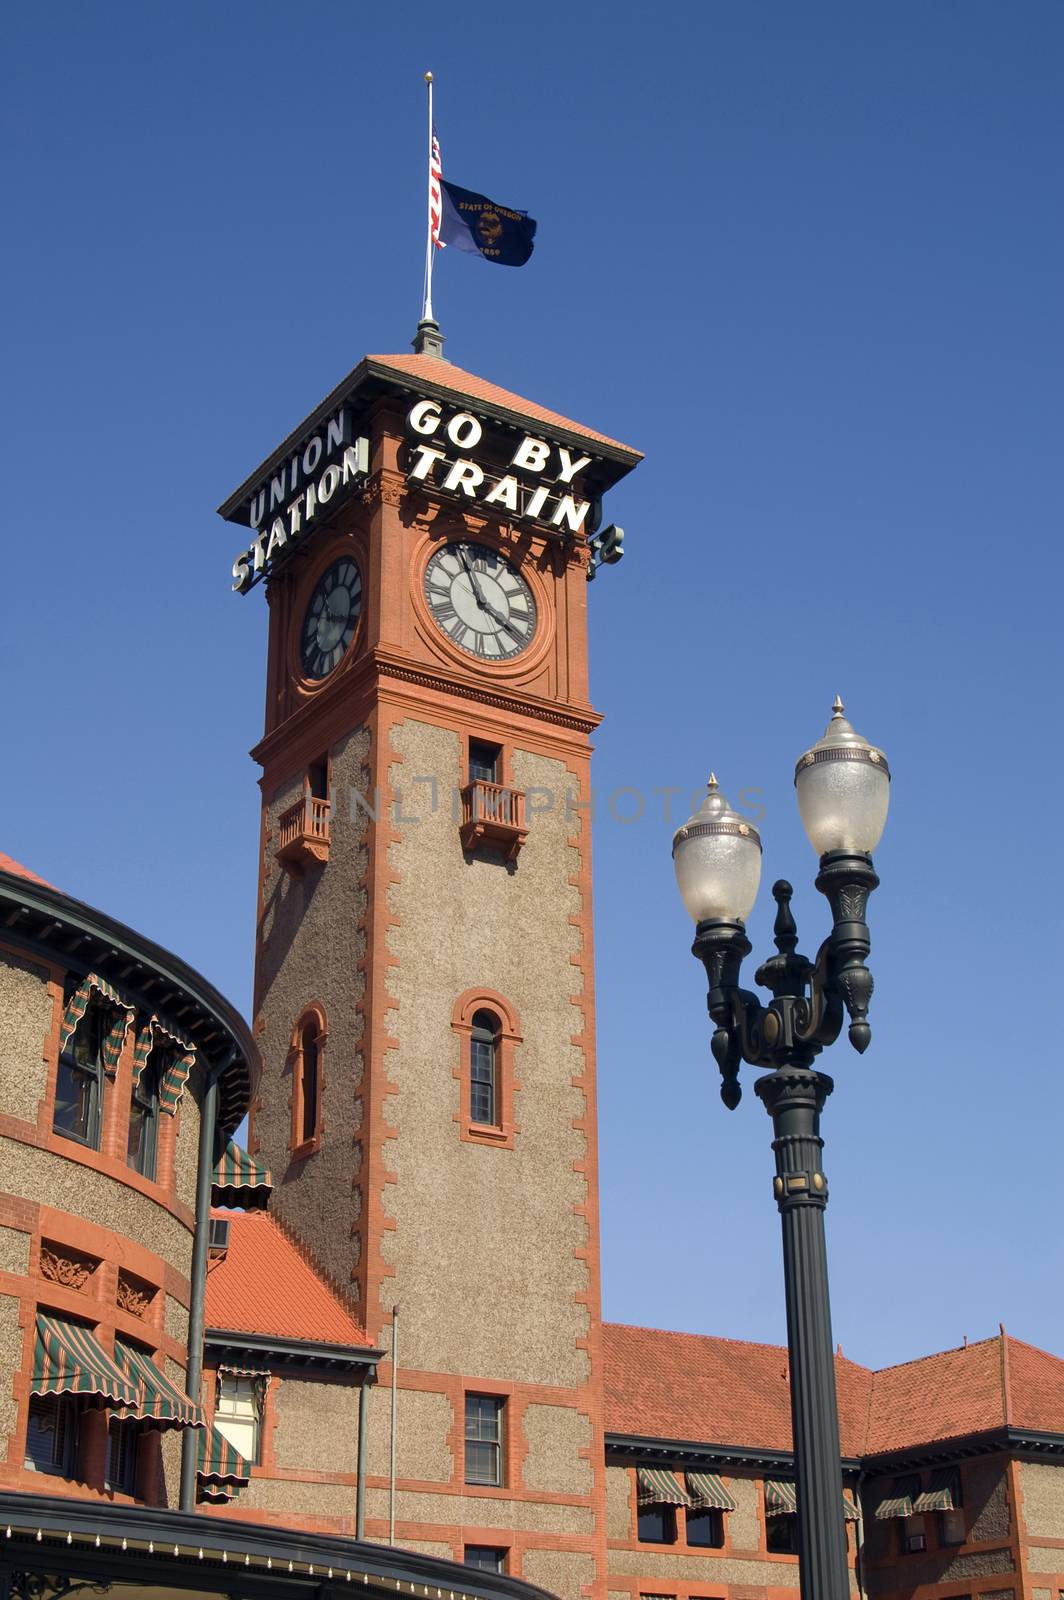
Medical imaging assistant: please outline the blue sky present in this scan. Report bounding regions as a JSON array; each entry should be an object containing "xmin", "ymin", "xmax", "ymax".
[{"xmin": 3, "ymin": 2, "xmax": 1062, "ymax": 1372}]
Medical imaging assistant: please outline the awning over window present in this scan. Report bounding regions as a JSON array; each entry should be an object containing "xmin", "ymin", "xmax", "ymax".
[
  {"xmin": 31, "ymin": 1314, "xmax": 139, "ymax": 1409},
  {"xmin": 913, "ymin": 1468, "xmax": 958, "ymax": 1514},
  {"xmin": 212, "ymin": 1139, "xmax": 273, "ymax": 1210},
  {"xmin": 765, "ymin": 1479, "xmax": 798, "ymax": 1514},
  {"xmin": 875, "ymin": 1490, "xmax": 915, "ymax": 1520},
  {"xmin": 197, "ymin": 1422, "xmax": 252, "ymax": 1491},
  {"xmin": 115, "ymin": 1339, "xmax": 205, "ymax": 1430},
  {"xmin": 132, "ymin": 1016, "xmax": 196, "ymax": 1116},
  {"xmin": 636, "ymin": 1466, "xmax": 691, "ymax": 1508},
  {"xmin": 685, "ymin": 1471, "xmax": 738, "ymax": 1512},
  {"xmin": 59, "ymin": 973, "xmax": 135, "ymax": 1075},
  {"xmin": 765, "ymin": 1479, "xmax": 860, "ymax": 1522}
]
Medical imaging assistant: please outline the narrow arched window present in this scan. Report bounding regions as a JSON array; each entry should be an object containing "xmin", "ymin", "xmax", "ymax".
[
  {"xmin": 300, "ymin": 1020, "xmax": 319, "ymax": 1144},
  {"xmin": 291, "ymin": 1008, "xmax": 325, "ymax": 1155},
  {"xmin": 470, "ymin": 1011, "xmax": 499, "ymax": 1126}
]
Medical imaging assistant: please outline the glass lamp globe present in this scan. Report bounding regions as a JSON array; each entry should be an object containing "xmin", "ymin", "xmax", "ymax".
[
  {"xmin": 794, "ymin": 697, "xmax": 890, "ymax": 857},
  {"xmin": 672, "ymin": 776, "xmax": 763, "ymax": 924}
]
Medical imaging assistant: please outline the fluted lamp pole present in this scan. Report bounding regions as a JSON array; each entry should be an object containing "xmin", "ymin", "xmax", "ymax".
[{"xmin": 671, "ymin": 699, "xmax": 890, "ymax": 1600}]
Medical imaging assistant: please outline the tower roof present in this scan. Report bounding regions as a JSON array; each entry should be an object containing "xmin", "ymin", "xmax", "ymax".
[{"xmin": 218, "ymin": 348, "xmax": 642, "ymax": 525}]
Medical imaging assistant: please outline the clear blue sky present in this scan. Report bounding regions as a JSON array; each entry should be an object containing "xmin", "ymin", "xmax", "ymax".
[{"xmin": 3, "ymin": 2, "xmax": 1062, "ymax": 1372}]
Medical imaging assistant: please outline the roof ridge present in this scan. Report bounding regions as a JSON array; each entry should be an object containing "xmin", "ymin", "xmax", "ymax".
[
  {"xmin": 264, "ymin": 1210, "xmax": 365, "ymax": 1327},
  {"xmin": 870, "ymin": 1335, "xmax": 999, "ymax": 1376},
  {"xmin": 604, "ymin": 1319, "xmax": 789, "ymax": 1356},
  {"xmin": 1000, "ymin": 1324, "xmax": 1012, "ymax": 1426}
]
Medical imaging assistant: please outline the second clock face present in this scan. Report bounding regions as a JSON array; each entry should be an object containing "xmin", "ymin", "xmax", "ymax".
[
  {"xmin": 423, "ymin": 542, "xmax": 537, "ymax": 660},
  {"xmin": 301, "ymin": 558, "xmax": 362, "ymax": 679}
]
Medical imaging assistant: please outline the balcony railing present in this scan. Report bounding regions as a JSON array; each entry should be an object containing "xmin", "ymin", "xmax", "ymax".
[
  {"xmin": 276, "ymin": 794, "xmax": 331, "ymax": 871},
  {"xmin": 459, "ymin": 780, "xmax": 528, "ymax": 862}
]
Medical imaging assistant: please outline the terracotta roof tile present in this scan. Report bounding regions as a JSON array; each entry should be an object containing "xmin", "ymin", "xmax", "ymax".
[
  {"xmin": 604, "ymin": 1323, "xmax": 1064, "ymax": 1460},
  {"xmin": 602, "ymin": 1321, "xmax": 872, "ymax": 1457},
  {"xmin": 366, "ymin": 353, "xmax": 642, "ymax": 457},
  {"xmin": 205, "ymin": 1211, "xmax": 370, "ymax": 1349},
  {"xmin": 0, "ymin": 852, "xmax": 56, "ymax": 890},
  {"xmin": 864, "ymin": 1338, "xmax": 1006, "ymax": 1454}
]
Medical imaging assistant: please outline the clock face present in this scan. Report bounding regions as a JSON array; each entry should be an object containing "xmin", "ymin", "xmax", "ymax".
[
  {"xmin": 301, "ymin": 558, "xmax": 362, "ymax": 679},
  {"xmin": 423, "ymin": 542, "xmax": 537, "ymax": 660}
]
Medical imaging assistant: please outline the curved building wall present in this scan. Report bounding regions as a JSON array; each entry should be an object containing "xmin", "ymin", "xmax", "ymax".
[{"xmin": 0, "ymin": 937, "xmax": 219, "ymax": 1506}]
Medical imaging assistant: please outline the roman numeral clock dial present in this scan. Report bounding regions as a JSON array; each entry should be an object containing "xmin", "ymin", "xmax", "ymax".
[
  {"xmin": 423, "ymin": 542, "xmax": 537, "ymax": 660},
  {"xmin": 301, "ymin": 558, "xmax": 363, "ymax": 679}
]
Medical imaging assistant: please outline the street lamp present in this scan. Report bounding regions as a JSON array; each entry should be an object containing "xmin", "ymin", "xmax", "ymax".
[{"xmin": 671, "ymin": 697, "xmax": 890, "ymax": 1600}]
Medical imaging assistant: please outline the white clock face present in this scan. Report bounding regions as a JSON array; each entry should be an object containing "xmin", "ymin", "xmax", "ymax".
[{"xmin": 423, "ymin": 542, "xmax": 537, "ymax": 660}]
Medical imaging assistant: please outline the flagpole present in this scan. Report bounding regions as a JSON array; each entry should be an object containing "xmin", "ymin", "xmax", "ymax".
[{"xmin": 422, "ymin": 71, "xmax": 436, "ymax": 324}]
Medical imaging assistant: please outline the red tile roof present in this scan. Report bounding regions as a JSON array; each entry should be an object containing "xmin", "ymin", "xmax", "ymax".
[
  {"xmin": 205, "ymin": 1211, "xmax": 370, "ymax": 1349},
  {"xmin": 603, "ymin": 1321, "xmax": 871, "ymax": 1456},
  {"xmin": 365, "ymin": 353, "xmax": 642, "ymax": 457},
  {"xmin": 603, "ymin": 1322, "xmax": 1064, "ymax": 1459},
  {"xmin": 0, "ymin": 851, "xmax": 56, "ymax": 890}
]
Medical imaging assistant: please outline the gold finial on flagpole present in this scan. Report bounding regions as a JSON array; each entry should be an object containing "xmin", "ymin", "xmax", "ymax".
[{"xmin": 425, "ymin": 71, "xmax": 433, "ymax": 83}]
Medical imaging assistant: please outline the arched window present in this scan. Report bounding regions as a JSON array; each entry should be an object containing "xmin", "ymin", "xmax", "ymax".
[
  {"xmin": 299, "ymin": 1019, "xmax": 319, "ymax": 1144},
  {"xmin": 451, "ymin": 991, "xmax": 521, "ymax": 1149},
  {"xmin": 470, "ymin": 1011, "xmax": 499, "ymax": 1126},
  {"xmin": 290, "ymin": 1008, "xmax": 326, "ymax": 1156}
]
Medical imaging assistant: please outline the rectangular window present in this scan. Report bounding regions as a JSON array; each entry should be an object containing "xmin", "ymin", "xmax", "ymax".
[
  {"xmin": 215, "ymin": 1374, "xmax": 262, "ymax": 1465},
  {"xmin": 766, "ymin": 1515, "xmax": 799, "ymax": 1554},
  {"xmin": 464, "ymin": 1393, "xmax": 504, "ymax": 1486},
  {"xmin": 308, "ymin": 758, "xmax": 329, "ymax": 801},
  {"xmin": 24, "ymin": 1395, "xmax": 78, "ymax": 1477},
  {"xmin": 940, "ymin": 1508, "xmax": 965, "ymax": 1545},
  {"xmin": 54, "ymin": 1002, "xmax": 109, "ymax": 1148},
  {"xmin": 105, "ymin": 1416, "xmax": 139, "ymax": 1494},
  {"xmin": 902, "ymin": 1514, "xmax": 926, "ymax": 1553},
  {"xmin": 469, "ymin": 740, "xmax": 500, "ymax": 784},
  {"xmin": 464, "ymin": 1547, "xmax": 506, "ymax": 1572},
  {"xmin": 686, "ymin": 1507, "xmax": 725, "ymax": 1547},
  {"xmin": 127, "ymin": 1048, "xmax": 164, "ymax": 1179},
  {"xmin": 637, "ymin": 1506, "xmax": 676, "ymax": 1544}
]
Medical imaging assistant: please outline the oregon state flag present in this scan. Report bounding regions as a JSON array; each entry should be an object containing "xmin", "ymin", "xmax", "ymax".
[{"xmin": 439, "ymin": 179, "xmax": 537, "ymax": 266}]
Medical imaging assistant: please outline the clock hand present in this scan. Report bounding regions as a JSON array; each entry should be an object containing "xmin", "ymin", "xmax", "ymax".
[{"xmin": 457, "ymin": 547, "xmax": 492, "ymax": 608}]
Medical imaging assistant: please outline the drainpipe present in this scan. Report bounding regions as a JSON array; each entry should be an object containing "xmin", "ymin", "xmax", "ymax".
[
  {"xmin": 388, "ymin": 1305, "xmax": 399, "ymax": 1546},
  {"xmin": 179, "ymin": 1069, "xmax": 221, "ymax": 1511},
  {"xmin": 356, "ymin": 1366, "xmax": 373, "ymax": 1540}
]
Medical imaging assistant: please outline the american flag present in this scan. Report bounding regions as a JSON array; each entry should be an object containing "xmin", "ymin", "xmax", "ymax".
[{"xmin": 429, "ymin": 124, "xmax": 445, "ymax": 249}]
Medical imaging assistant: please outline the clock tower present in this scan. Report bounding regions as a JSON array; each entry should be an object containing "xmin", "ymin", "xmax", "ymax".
[{"xmin": 219, "ymin": 328, "xmax": 641, "ymax": 1598}]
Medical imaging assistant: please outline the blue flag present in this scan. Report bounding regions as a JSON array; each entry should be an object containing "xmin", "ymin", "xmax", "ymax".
[{"xmin": 439, "ymin": 180, "xmax": 537, "ymax": 266}]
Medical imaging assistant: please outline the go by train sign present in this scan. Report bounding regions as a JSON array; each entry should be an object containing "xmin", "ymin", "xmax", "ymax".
[{"xmin": 225, "ymin": 386, "xmax": 621, "ymax": 595}]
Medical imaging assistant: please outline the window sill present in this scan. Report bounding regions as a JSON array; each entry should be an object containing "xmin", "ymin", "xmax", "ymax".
[
  {"xmin": 457, "ymin": 1117, "xmax": 516, "ymax": 1151},
  {"xmin": 289, "ymin": 1136, "xmax": 321, "ymax": 1162}
]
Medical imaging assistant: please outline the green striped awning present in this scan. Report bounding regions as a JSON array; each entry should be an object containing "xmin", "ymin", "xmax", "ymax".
[
  {"xmin": 876, "ymin": 1478, "xmax": 915, "ymax": 1516},
  {"xmin": 115, "ymin": 1339, "xmax": 205, "ymax": 1430},
  {"xmin": 31, "ymin": 1314, "xmax": 139, "ymax": 1409},
  {"xmin": 913, "ymin": 1468, "xmax": 958, "ymax": 1514},
  {"xmin": 765, "ymin": 1479, "xmax": 798, "ymax": 1514},
  {"xmin": 685, "ymin": 1471, "xmax": 738, "ymax": 1512},
  {"xmin": 197, "ymin": 1422, "xmax": 251, "ymax": 1488},
  {"xmin": 212, "ymin": 1140, "xmax": 273, "ymax": 1209},
  {"xmin": 132, "ymin": 1016, "xmax": 196, "ymax": 1115},
  {"xmin": 60, "ymin": 974, "xmax": 135, "ymax": 1076},
  {"xmin": 637, "ymin": 1466, "xmax": 691, "ymax": 1508},
  {"xmin": 766, "ymin": 1479, "xmax": 860, "ymax": 1521}
]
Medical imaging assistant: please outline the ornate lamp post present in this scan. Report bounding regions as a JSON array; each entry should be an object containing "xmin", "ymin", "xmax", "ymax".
[{"xmin": 671, "ymin": 698, "xmax": 890, "ymax": 1600}]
